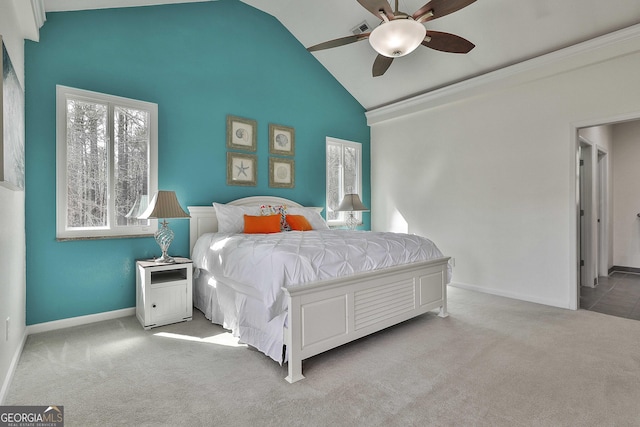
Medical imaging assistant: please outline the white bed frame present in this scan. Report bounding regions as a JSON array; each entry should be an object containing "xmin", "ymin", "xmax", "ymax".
[{"xmin": 189, "ymin": 196, "xmax": 450, "ymax": 383}]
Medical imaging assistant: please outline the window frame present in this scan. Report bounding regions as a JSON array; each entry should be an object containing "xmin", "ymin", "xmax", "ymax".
[
  {"xmin": 325, "ymin": 137, "xmax": 363, "ymax": 227},
  {"xmin": 56, "ymin": 85, "xmax": 158, "ymax": 240}
]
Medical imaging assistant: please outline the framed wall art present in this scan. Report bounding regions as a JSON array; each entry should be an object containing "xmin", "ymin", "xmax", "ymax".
[
  {"xmin": 227, "ymin": 152, "xmax": 257, "ymax": 186},
  {"xmin": 226, "ymin": 115, "xmax": 257, "ymax": 152},
  {"xmin": 0, "ymin": 36, "xmax": 25, "ymax": 191},
  {"xmin": 269, "ymin": 123, "xmax": 295, "ymax": 156},
  {"xmin": 269, "ymin": 157, "xmax": 294, "ymax": 189}
]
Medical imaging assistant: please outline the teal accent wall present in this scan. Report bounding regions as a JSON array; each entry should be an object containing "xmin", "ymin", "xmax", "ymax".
[{"xmin": 25, "ymin": 0, "xmax": 370, "ymax": 325}]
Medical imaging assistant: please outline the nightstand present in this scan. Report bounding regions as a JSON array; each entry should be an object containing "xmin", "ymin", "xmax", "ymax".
[{"xmin": 136, "ymin": 257, "xmax": 193, "ymax": 330}]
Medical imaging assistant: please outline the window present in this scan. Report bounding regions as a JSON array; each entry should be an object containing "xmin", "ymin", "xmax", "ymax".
[
  {"xmin": 56, "ymin": 86, "xmax": 158, "ymax": 239},
  {"xmin": 326, "ymin": 137, "xmax": 362, "ymax": 226}
]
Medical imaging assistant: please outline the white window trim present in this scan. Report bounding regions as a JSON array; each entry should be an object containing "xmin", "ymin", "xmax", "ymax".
[
  {"xmin": 56, "ymin": 85, "xmax": 158, "ymax": 239},
  {"xmin": 326, "ymin": 136, "xmax": 363, "ymax": 227}
]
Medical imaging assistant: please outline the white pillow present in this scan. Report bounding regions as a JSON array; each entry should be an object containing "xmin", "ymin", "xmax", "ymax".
[
  {"xmin": 287, "ymin": 207, "xmax": 329, "ymax": 230},
  {"xmin": 213, "ymin": 202, "xmax": 261, "ymax": 233}
]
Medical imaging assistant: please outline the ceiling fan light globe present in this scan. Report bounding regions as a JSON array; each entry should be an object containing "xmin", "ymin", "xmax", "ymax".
[{"xmin": 368, "ymin": 18, "xmax": 427, "ymax": 58}]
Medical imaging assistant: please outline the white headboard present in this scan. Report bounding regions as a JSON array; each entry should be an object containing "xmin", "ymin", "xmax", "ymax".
[{"xmin": 188, "ymin": 196, "xmax": 320, "ymax": 256}]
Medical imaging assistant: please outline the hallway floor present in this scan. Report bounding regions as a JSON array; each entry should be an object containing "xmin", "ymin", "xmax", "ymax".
[{"xmin": 580, "ymin": 272, "xmax": 640, "ymax": 320}]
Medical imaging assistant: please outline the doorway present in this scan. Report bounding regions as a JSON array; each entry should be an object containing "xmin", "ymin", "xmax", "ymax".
[{"xmin": 575, "ymin": 118, "xmax": 640, "ymax": 318}]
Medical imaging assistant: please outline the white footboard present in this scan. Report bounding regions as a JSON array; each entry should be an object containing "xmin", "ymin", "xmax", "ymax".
[{"xmin": 283, "ymin": 257, "xmax": 449, "ymax": 383}]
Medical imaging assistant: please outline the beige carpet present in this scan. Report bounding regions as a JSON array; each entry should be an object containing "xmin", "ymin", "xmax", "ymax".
[{"xmin": 6, "ymin": 287, "xmax": 640, "ymax": 426}]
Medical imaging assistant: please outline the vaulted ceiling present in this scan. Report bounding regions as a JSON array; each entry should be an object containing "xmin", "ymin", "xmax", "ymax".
[{"xmin": 33, "ymin": 0, "xmax": 640, "ymax": 109}]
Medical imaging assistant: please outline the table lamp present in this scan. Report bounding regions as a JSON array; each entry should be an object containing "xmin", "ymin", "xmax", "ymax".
[
  {"xmin": 138, "ymin": 190, "xmax": 190, "ymax": 263},
  {"xmin": 336, "ymin": 193, "xmax": 369, "ymax": 230}
]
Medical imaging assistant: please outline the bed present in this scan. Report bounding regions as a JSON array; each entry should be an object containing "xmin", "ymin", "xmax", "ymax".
[{"xmin": 189, "ymin": 196, "xmax": 450, "ymax": 383}]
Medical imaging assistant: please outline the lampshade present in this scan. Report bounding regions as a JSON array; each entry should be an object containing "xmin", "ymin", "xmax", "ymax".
[
  {"xmin": 368, "ymin": 18, "xmax": 426, "ymax": 58},
  {"xmin": 138, "ymin": 191, "xmax": 190, "ymax": 220},
  {"xmin": 337, "ymin": 194, "xmax": 369, "ymax": 212}
]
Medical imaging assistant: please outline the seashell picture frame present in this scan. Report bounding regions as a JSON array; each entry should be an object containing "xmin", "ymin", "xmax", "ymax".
[
  {"xmin": 268, "ymin": 123, "xmax": 295, "ymax": 156},
  {"xmin": 226, "ymin": 115, "xmax": 257, "ymax": 152}
]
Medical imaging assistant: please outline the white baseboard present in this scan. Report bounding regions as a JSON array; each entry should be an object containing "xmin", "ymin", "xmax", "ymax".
[
  {"xmin": 27, "ymin": 307, "xmax": 135, "ymax": 335},
  {"xmin": 449, "ymin": 282, "xmax": 571, "ymax": 310},
  {"xmin": 0, "ymin": 329, "xmax": 28, "ymax": 405}
]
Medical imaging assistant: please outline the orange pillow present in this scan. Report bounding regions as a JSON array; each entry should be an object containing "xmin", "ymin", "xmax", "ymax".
[
  {"xmin": 243, "ymin": 214, "xmax": 282, "ymax": 234},
  {"xmin": 286, "ymin": 214, "xmax": 313, "ymax": 231}
]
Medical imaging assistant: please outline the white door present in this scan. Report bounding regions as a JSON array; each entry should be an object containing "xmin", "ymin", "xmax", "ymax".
[
  {"xmin": 579, "ymin": 142, "xmax": 595, "ymax": 288},
  {"xmin": 597, "ymin": 149, "xmax": 608, "ymax": 278},
  {"xmin": 578, "ymin": 145, "xmax": 584, "ymax": 288}
]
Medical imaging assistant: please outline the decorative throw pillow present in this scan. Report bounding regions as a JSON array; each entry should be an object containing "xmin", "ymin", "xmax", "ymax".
[
  {"xmin": 286, "ymin": 215, "xmax": 313, "ymax": 231},
  {"xmin": 286, "ymin": 207, "xmax": 329, "ymax": 230},
  {"xmin": 213, "ymin": 203, "xmax": 261, "ymax": 233},
  {"xmin": 243, "ymin": 214, "xmax": 282, "ymax": 234},
  {"xmin": 260, "ymin": 204, "xmax": 290, "ymax": 231}
]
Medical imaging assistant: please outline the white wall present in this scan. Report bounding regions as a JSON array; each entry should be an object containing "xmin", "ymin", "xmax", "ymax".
[
  {"xmin": 612, "ymin": 120, "xmax": 640, "ymax": 268},
  {"xmin": 369, "ymin": 27, "xmax": 640, "ymax": 309},
  {"xmin": 0, "ymin": 2, "xmax": 27, "ymax": 403}
]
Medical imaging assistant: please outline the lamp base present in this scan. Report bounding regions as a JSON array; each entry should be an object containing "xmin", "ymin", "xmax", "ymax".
[
  {"xmin": 154, "ymin": 252, "xmax": 175, "ymax": 263},
  {"xmin": 154, "ymin": 219, "xmax": 175, "ymax": 263},
  {"xmin": 345, "ymin": 212, "xmax": 359, "ymax": 230}
]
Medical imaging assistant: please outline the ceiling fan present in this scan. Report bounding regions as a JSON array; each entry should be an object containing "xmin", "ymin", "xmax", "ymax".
[{"xmin": 307, "ymin": 0, "xmax": 477, "ymax": 77}]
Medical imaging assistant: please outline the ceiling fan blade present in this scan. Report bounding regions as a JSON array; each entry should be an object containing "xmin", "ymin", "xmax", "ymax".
[
  {"xmin": 422, "ymin": 31, "xmax": 475, "ymax": 53},
  {"xmin": 413, "ymin": 0, "xmax": 477, "ymax": 23},
  {"xmin": 372, "ymin": 55, "xmax": 394, "ymax": 77},
  {"xmin": 307, "ymin": 33, "xmax": 370, "ymax": 52},
  {"xmin": 357, "ymin": 0, "xmax": 394, "ymax": 21}
]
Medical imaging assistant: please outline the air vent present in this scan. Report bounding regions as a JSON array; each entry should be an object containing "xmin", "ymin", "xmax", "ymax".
[{"xmin": 351, "ymin": 20, "xmax": 371, "ymax": 35}]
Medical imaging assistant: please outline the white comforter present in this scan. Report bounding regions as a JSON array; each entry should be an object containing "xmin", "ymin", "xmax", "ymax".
[{"xmin": 192, "ymin": 230, "xmax": 449, "ymax": 320}]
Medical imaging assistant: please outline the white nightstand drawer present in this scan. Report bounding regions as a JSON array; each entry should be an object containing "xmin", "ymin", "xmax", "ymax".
[{"xmin": 149, "ymin": 282, "xmax": 189, "ymax": 324}]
